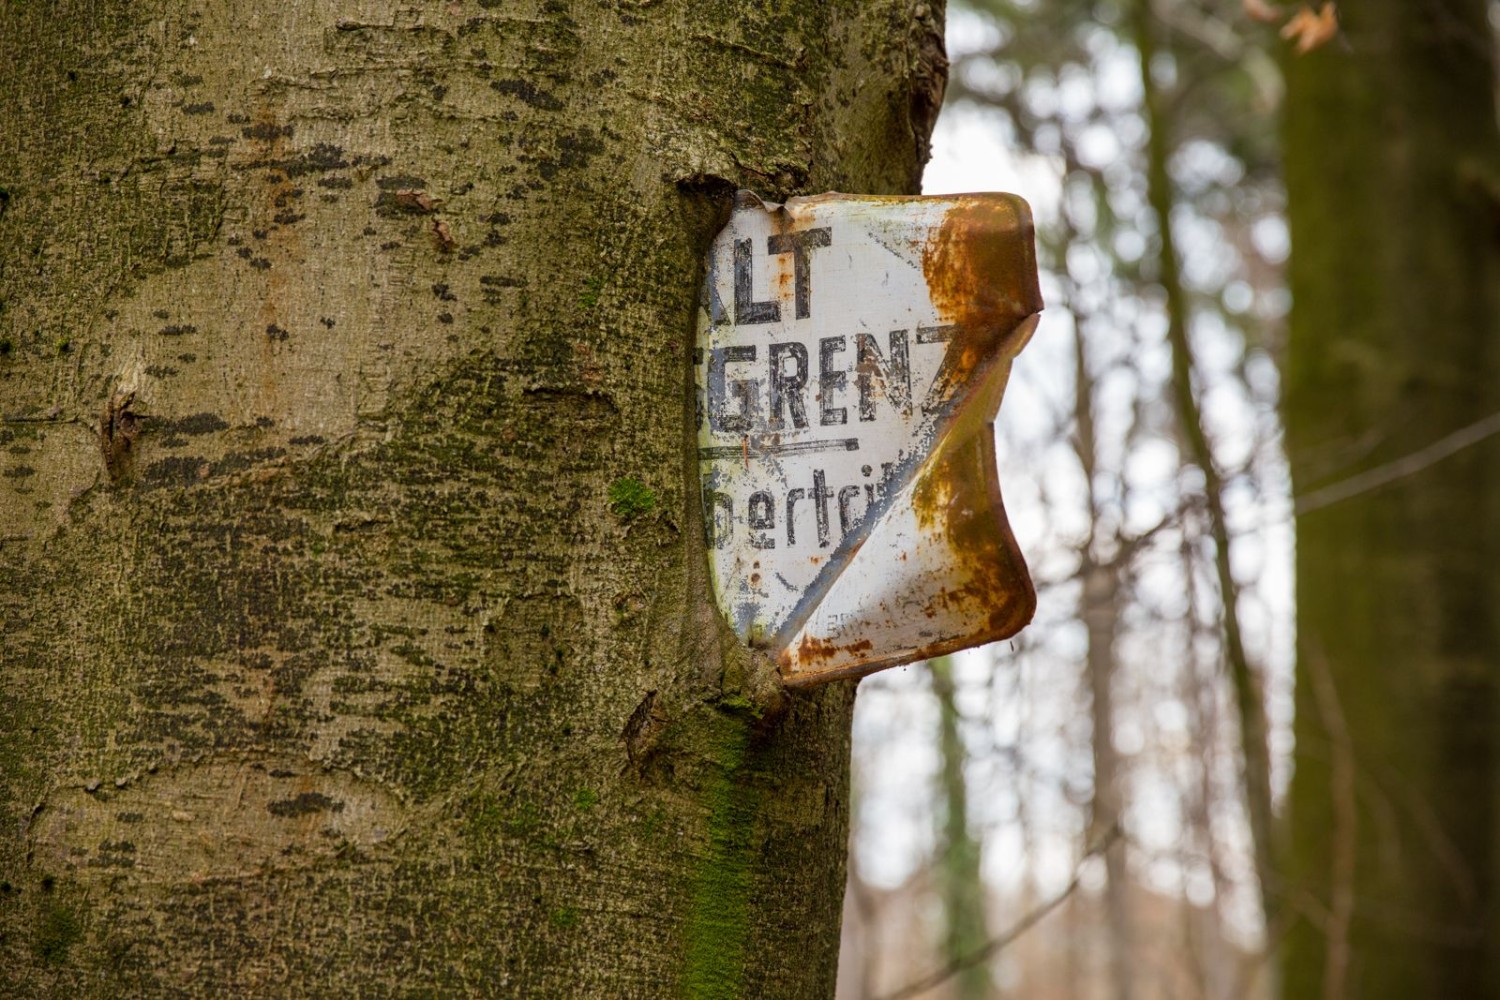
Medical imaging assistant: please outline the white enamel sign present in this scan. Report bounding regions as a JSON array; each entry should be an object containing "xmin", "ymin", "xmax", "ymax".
[{"xmin": 696, "ymin": 191, "xmax": 1042, "ymax": 686}]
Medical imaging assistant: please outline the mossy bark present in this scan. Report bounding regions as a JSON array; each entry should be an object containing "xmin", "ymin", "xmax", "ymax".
[
  {"xmin": 0, "ymin": 2, "xmax": 945, "ymax": 996},
  {"xmin": 1281, "ymin": 1, "xmax": 1500, "ymax": 996}
]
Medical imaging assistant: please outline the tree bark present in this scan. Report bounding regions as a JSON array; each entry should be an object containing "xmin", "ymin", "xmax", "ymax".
[
  {"xmin": 0, "ymin": 2, "xmax": 946, "ymax": 996},
  {"xmin": 1281, "ymin": 0, "xmax": 1500, "ymax": 996}
]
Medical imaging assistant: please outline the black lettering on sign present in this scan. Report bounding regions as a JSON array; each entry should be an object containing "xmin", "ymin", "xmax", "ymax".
[
  {"xmin": 917, "ymin": 324, "xmax": 962, "ymax": 414},
  {"xmin": 707, "ymin": 346, "xmax": 759, "ymax": 432},
  {"xmin": 856, "ymin": 330, "xmax": 911, "ymax": 420},
  {"xmin": 732, "ymin": 228, "xmax": 832, "ymax": 325},
  {"xmin": 785, "ymin": 488, "xmax": 807, "ymax": 546},
  {"xmin": 819, "ymin": 337, "xmax": 848, "ymax": 426},
  {"xmin": 692, "ymin": 348, "xmax": 706, "ymax": 431},
  {"xmin": 700, "ymin": 469, "xmax": 889, "ymax": 550},
  {"xmin": 811, "ymin": 469, "xmax": 833, "ymax": 548},
  {"xmin": 858, "ymin": 462, "xmax": 897, "ymax": 510},
  {"xmin": 704, "ymin": 490, "xmax": 733, "ymax": 549},
  {"xmin": 837, "ymin": 485, "xmax": 863, "ymax": 537},
  {"xmin": 765, "ymin": 228, "xmax": 832, "ymax": 320},
  {"xmin": 733, "ymin": 239, "xmax": 780, "ymax": 325},
  {"xmin": 748, "ymin": 491, "xmax": 776, "ymax": 549},
  {"xmin": 768, "ymin": 342, "xmax": 810, "ymax": 430}
]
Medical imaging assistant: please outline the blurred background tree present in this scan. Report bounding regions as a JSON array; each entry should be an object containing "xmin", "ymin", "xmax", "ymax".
[
  {"xmin": 842, "ymin": 0, "xmax": 1500, "ymax": 997},
  {"xmin": 1282, "ymin": 1, "xmax": 1500, "ymax": 997},
  {"xmin": 836, "ymin": 1, "xmax": 1337, "ymax": 997}
]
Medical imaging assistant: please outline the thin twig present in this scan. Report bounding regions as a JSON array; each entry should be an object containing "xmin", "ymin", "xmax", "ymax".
[
  {"xmin": 1294, "ymin": 410, "xmax": 1500, "ymax": 515},
  {"xmin": 872, "ymin": 824, "xmax": 1123, "ymax": 1000},
  {"xmin": 1167, "ymin": 407, "xmax": 1500, "ymax": 535}
]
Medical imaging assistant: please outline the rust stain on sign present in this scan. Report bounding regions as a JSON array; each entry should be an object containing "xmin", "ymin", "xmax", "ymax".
[{"xmin": 696, "ymin": 191, "xmax": 1042, "ymax": 687}]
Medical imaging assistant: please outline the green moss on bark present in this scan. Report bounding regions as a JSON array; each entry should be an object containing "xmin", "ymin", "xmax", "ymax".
[
  {"xmin": 34, "ymin": 901, "xmax": 82, "ymax": 966},
  {"xmin": 608, "ymin": 477, "xmax": 657, "ymax": 519},
  {"xmin": 680, "ymin": 719, "xmax": 756, "ymax": 999}
]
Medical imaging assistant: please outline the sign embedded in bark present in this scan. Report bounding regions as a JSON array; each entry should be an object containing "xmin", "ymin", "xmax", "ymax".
[{"xmin": 696, "ymin": 191, "xmax": 1043, "ymax": 687}]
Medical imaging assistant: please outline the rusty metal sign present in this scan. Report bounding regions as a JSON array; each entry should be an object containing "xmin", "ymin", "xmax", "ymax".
[{"xmin": 696, "ymin": 191, "xmax": 1042, "ymax": 687}]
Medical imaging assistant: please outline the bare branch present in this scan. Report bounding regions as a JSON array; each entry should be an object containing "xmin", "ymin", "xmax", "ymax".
[
  {"xmin": 1294, "ymin": 410, "xmax": 1500, "ymax": 514},
  {"xmin": 872, "ymin": 824, "xmax": 1123, "ymax": 1000}
]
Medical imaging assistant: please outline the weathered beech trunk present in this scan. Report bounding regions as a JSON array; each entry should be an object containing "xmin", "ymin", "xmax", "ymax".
[
  {"xmin": 1282, "ymin": 0, "xmax": 1500, "ymax": 996},
  {"xmin": 0, "ymin": 3, "xmax": 945, "ymax": 995}
]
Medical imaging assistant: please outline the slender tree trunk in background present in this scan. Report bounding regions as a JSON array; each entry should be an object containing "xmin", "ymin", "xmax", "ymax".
[
  {"xmin": 0, "ymin": 2, "xmax": 947, "ymax": 995},
  {"xmin": 1072, "ymin": 315, "xmax": 1131, "ymax": 1000},
  {"xmin": 930, "ymin": 656, "xmax": 991, "ymax": 1000},
  {"xmin": 1281, "ymin": 0, "xmax": 1500, "ymax": 996},
  {"xmin": 1082, "ymin": 563, "xmax": 1130, "ymax": 1000},
  {"xmin": 1134, "ymin": 0, "xmax": 1277, "ymax": 940}
]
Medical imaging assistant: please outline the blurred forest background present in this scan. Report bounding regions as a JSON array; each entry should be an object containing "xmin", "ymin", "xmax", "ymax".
[{"xmin": 837, "ymin": 1, "xmax": 1500, "ymax": 998}]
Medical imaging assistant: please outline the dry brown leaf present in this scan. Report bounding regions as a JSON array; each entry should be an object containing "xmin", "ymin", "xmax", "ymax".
[
  {"xmin": 1243, "ymin": 0, "xmax": 1281, "ymax": 24},
  {"xmin": 1282, "ymin": 2, "xmax": 1339, "ymax": 54}
]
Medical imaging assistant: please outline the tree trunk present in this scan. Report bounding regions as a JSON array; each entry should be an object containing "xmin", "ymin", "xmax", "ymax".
[
  {"xmin": 1134, "ymin": 0, "xmax": 1277, "ymax": 940},
  {"xmin": 0, "ymin": 2, "xmax": 946, "ymax": 996},
  {"xmin": 1281, "ymin": 0, "xmax": 1500, "ymax": 996},
  {"xmin": 1082, "ymin": 561, "xmax": 1130, "ymax": 1000},
  {"xmin": 931, "ymin": 656, "xmax": 991, "ymax": 1000},
  {"xmin": 1072, "ymin": 304, "xmax": 1130, "ymax": 1000}
]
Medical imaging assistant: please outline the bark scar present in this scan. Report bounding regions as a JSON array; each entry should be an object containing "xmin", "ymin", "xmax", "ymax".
[
  {"xmin": 100, "ymin": 391, "xmax": 144, "ymax": 482},
  {"xmin": 622, "ymin": 689, "xmax": 669, "ymax": 772}
]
